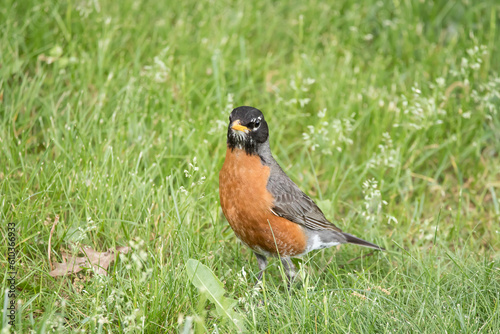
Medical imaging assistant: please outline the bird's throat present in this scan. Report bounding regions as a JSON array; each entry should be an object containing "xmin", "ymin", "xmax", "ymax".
[{"xmin": 227, "ymin": 133, "xmax": 258, "ymax": 156}]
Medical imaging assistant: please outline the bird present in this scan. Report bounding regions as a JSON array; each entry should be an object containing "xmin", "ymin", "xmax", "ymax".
[{"xmin": 219, "ymin": 106, "xmax": 385, "ymax": 284}]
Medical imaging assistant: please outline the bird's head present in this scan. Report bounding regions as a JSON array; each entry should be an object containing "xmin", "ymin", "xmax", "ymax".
[{"xmin": 226, "ymin": 106, "xmax": 269, "ymax": 155}]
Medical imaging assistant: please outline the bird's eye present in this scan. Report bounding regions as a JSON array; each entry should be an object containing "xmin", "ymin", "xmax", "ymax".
[{"xmin": 253, "ymin": 120, "xmax": 261, "ymax": 129}]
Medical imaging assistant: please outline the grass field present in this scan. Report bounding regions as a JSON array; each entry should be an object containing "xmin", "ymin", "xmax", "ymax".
[{"xmin": 1, "ymin": 0, "xmax": 500, "ymax": 332}]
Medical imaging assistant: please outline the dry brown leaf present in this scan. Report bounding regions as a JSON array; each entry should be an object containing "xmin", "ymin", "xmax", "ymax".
[{"xmin": 49, "ymin": 246, "xmax": 130, "ymax": 277}]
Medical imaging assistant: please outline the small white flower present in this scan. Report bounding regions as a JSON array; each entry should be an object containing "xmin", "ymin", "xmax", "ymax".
[{"xmin": 304, "ymin": 78, "xmax": 316, "ymax": 85}]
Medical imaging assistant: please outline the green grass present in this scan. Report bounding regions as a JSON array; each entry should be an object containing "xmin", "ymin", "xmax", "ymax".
[{"xmin": 1, "ymin": 0, "xmax": 500, "ymax": 332}]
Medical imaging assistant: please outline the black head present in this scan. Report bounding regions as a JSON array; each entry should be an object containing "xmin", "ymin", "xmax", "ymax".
[{"xmin": 226, "ymin": 106, "xmax": 269, "ymax": 155}]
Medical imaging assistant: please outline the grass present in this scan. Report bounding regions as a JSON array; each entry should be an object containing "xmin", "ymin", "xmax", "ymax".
[{"xmin": 1, "ymin": 0, "xmax": 500, "ymax": 332}]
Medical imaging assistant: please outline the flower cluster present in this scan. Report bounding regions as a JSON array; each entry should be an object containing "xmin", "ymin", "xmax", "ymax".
[
  {"xmin": 361, "ymin": 179, "xmax": 387, "ymax": 224},
  {"xmin": 302, "ymin": 109, "xmax": 355, "ymax": 154},
  {"xmin": 180, "ymin": 156, "xmax": 206, "ymax": 196},
  {"xmin": 397, "ymin": 84, "xmax": 447, "ymax": 130},
  {"xmin": 141, "ymin": 47, "xmax": 172, "ymax": 83},
  {"xmin": 276, "ymin": 73, "xmax": 316, "ymax": 108},
  {"xmin": 367, "ymin": 132, "xmax": 400, "ymax": 169}
]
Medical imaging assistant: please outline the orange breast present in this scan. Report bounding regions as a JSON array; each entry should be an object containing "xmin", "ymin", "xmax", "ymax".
[{"xmin": 219, "ymin": 148, "xmax": 307, "ymax": 257}]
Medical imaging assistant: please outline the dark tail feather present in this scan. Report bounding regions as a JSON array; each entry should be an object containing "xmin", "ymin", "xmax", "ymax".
[{"xmin": 343, "ymin": 233, "xmax": 385, "ymax": 251}]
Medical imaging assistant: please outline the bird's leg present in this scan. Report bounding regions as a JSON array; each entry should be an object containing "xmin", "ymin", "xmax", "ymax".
[
  {"xmin": 281, "ymin": 257, "xmax": 297, "ymax": 286},
  {"xmin": 254, "ymin": 252, "xmax": 267, "ymax": 282}
]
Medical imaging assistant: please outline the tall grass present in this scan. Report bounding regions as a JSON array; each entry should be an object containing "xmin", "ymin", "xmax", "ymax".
[{"xmin": 1, "ymin": 0, "xmax": 499, "ymax": 332}]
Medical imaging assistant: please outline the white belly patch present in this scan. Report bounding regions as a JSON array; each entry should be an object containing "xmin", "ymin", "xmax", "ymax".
[{"xmin": 306, "ymin": 234, "xmax": 340, "ymax": 253}]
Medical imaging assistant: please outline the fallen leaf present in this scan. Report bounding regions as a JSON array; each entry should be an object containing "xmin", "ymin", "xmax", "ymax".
[{"xmin": 49, "ymin": 246, "xmax": 130, "ymax": 277}]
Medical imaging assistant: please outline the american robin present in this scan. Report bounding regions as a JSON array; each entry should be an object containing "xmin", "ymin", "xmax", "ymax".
[{"xmin": 219, "ymin": 106, "xmax": 384, "ymax": 283}]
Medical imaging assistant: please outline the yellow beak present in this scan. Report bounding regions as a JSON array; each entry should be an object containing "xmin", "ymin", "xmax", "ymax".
[{"xmin": 231, "ymin": 120, "xmax": 249, "ymax": 132}]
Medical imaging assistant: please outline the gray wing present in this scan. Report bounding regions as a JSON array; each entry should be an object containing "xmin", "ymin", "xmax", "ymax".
[{"xmin": 267, "ymin": 166, "xmax": 342, "ymax": 232}]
